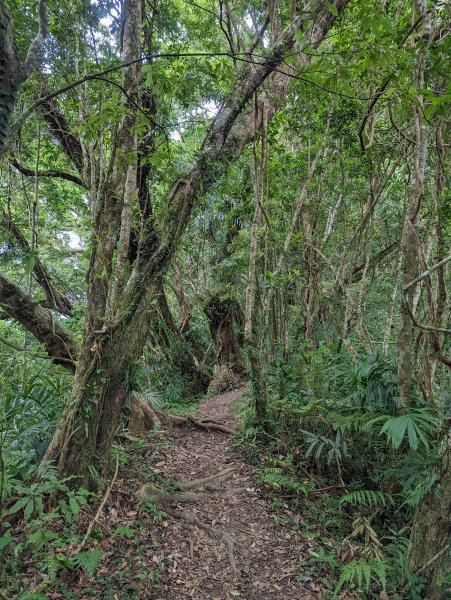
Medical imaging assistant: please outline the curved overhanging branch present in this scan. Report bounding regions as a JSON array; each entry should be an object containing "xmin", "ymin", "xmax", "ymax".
[
  {"xmin": 124, "ymin": 0, "xmax": 351, "ymax": 303},
  {"xmin": 0, "ymin": 274, "xmax": 77, "ymax": 371},
  {"xmin": 1, "ymin": 210, "xmax": 74, "ymax": 315},
  {"xmin": 11, "ymin": 2, "xmax": 349, "ymax": 137},
  {"xmin": 402, "ymin": 255, "xmax": 451, "ymax": 335},
  {"xmin": 9, "ymin": 156, "xmax": 84, "ymax": 187}
]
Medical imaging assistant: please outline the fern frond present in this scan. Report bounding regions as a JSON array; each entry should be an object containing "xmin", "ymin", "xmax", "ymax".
[
  {"xmin": 340, "ymin": 489, "xmax": 394, "ymax": 508},
  {"xmin": 73, "ymin": 550, "xmax": 103, "ymax": 577},
  {"xmin": 336, "ymin": 558, "xmax": 387, "ymax": 594},
  {"xmin": 260, "ymin": 470, "xmax": 308, "ymax": 494}
]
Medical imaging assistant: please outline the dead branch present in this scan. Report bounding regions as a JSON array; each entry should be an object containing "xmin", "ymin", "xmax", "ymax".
[{"xmin": 75, "ymin": 455, "xmax": 120, "ymax": 553}]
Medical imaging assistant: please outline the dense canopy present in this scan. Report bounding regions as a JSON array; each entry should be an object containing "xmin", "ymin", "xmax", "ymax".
[{"xmin": 0, "ymin": 0, "xmax": 449, "ymax": 598}]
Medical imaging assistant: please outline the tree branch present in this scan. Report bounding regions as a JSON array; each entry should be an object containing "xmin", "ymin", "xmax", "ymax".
[
  {"xmin": 402, "ymin": 255, "xmax": 451, "ymax": 334},
  {"xmin": 1, "ymin": 211, "xmax": 73, "ymax": 315},
  {"xmin": 0, "ymin": 274, "xmax": 77, "ymax": 371},
  {"xmin": 126, "ymin": 0, "xmax": 351, "ymax": 298},
  {"xmin": 39, "ymin": 97, "xmax": 85, "ymax": 172},
  {"xmin": 358, "ymin": 15, "xmax": 424, "ymax": 152},
  {"xmin": 9, "ymin": 156, "xmax": 84, "ymax": 187},
  {"xmin": 0, "ymin": 0, "xmax": 48, "ymax": 157},
  {"xmin": 20, "ymin": 0, "xmax": 49, "ymax": 79},
  {"xmin": 347, "ymin": 240, "xmax": 400, "ymax": 284}
]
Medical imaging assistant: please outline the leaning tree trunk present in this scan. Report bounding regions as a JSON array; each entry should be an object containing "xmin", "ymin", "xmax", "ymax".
[
  {"xmin": 40, "ymin": 0, "xmax": 349, "ymax": 485},
  {"xmin": 44, "ymin": 293, "xmax": 153, "ymax": 487},
  {"xmin": 408, "ymin": 447, "xmax": 451, "ymax": 599},
  {"xmin": 205, "ymin": 296, "xmax": 246, "ymax": 392}
]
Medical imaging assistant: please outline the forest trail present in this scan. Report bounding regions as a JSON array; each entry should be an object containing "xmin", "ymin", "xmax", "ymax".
[{"xmin": 147, "ymin": 388, "xmax": 318, "ymax": 600}]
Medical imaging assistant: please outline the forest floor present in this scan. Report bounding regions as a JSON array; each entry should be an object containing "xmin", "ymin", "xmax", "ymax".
[
  {"xmin": 142, "ymin": 387, "xmax": 319, "ymax": 600},
  {"xmin": 27, "ymin": 388, "xmax": 345, "ymax": 599}
]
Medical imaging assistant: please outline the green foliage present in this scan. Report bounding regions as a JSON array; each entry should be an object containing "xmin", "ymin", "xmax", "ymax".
[
  {"xmin": 2, "ymin": 0, "xmax": 450, "ymax": 596},
  {"xmin": 331, "ymin": 352, "xmax": 398, "ymax": 414},
  {"xmin": 259, "ymin": 469, "xmax": 308, "ymax": 495},
  {"xmin": 72, "ymin": 550, "xmax": 103, "ymax": 577},
  {"xmin": 1, "ymin": 371, "xmax": 69, "ymax": 488},
  {"xmin": 141, "ymin": 499, "xmax": 167, "ymax": 523},
  {"xmin": 335, "ymin": 558, "xmax": 387, "ymax": 594},
  {"xmin": 243, "ymin": 347, "xmax": 447, "ymax": 595},
  {"xmin": 339, "ymin": 490, "xmax": 394, "ymax": 508},
  {"xmin": 112, "ymin": 525, "xmax": 134, "ymax": 539},
  {"xmin": 0, "ymin": 459, "xmax": 97, "ymax": 595},
  {"xmin": 365, "ymin": 408, "xmax": 437, "ymax": 450},
  {"xmin": 302, "ymin": 429, "xmax": 349, "ymax": 466}
]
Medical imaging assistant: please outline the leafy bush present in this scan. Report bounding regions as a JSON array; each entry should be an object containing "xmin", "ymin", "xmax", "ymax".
[{"xmin": 241, "ymin": 347, "xmax": 447, "ymax": 597}]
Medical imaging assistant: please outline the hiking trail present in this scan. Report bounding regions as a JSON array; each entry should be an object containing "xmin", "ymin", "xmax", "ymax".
[{"xmin": 135, "ymin": 388, "xmax": 318, "ymax": 600}]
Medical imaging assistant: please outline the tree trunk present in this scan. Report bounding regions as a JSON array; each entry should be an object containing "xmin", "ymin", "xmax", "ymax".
[
  {"xmin": 205, "ymin": 296, "xmax": 245, "ymax": 392},
  {"xmin": 408, "ymin": 448, "xmax": 451, "ymax": 599},
  {"xmin": 397, "ymin": 4, "xmax": 429, "ymax": 408},
  {"xmin": 43, "ymin": 293, "xmax": 153, "ymax": 487},
  {"xmin": 40, "ymin": 0, "xmax": 349, "ymax": 484}
]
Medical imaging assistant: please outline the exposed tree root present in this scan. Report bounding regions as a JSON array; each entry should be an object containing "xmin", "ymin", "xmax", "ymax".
[
  {"xmin": 139, "ymin": 486, "xmax": 209, "ymax": 505},
  {"xmin": 178, "ymin": 466, "xmax": 237, "ymax": 491},
  {"xmin": 128, "ymin": 392, "xmax": 236, "ymax": 435},
  {"xmin": 168, "ymin": 509, "xmax": 239, "ymax": 575},
  {"xmin": 139, "ymin": 467, "xmax": 237, "ymax": 504},
  {"xmin": 129, "ymin": 391, "xmax": 161, "ymax": 433},
  {"xmin": 138, "ymin": 467, "xmax": 240, "ymax": 574},
  {"xmin": 156, "ymin": 410, "xmax": 237, "ymax": 434}
]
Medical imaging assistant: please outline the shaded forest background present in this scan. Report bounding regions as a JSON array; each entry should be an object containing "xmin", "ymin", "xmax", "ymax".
[{"xmin": 0, "ymin": 0, "xmax": 449, "ymax": 597}]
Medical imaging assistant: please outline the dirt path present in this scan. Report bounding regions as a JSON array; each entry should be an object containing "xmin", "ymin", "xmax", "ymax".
[{"xmin": 152, "ymin": 388, "xmax": 316, "ymax": 600}]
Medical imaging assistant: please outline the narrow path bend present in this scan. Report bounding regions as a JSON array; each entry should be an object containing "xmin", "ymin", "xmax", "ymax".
[{"xmin": 153, "ymin": 388, "xmax": 316, "ymax": 600}]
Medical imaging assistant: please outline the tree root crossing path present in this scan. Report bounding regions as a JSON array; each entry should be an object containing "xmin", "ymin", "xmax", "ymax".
[{"xmin": 136, "ymin": 388, "xmax": 317, "ymax": 600}]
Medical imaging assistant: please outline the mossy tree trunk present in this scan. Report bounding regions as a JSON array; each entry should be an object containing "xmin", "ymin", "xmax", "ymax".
[
  {"xmin": 205, "ymin": 296, "xmax": 246, "ymax": 388},
  {"xmin": 408, "ymin": 448, "xmax": 451, "ymax": 599},
  {"xmin": 43, "ymin": 295, "xmax": 153, "ymax": 487},
  {"xmin": 1, "ymin": 0, "xmax": 349, "ymax": 485}
]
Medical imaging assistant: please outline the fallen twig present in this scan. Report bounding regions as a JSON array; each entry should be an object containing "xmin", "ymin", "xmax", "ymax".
[{"xmin": 75, "ymin": 455, "xmax": 120, "ymax": 553}]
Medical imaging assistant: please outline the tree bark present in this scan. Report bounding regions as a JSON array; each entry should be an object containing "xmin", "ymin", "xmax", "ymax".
[
  {"xmin": 408, "ymin": 448, "xmax": 451, "ymax": 600},
  {"xmin": 205, "ymin": 295, "xmax": 245, "ymax": 389},
  {"xmin": 0, "ymin": 274, "xmax": 76, "ymax": 370},
  {"xmin": 43, "ymin": 290, "xmax": 153, "ymax": 486},
  {"xmin": 42, "ymin": 0, "xmax": 350, "ymax": 483},
  {"xmin": 397, "ymin": 10, "xmax": 429, "ymax": 408},
  {"xmin": 0, "ymin": 0, "xmax": 48, "ymax": 157}
]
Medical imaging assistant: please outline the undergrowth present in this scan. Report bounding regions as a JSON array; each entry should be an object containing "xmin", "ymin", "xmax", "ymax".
[{"xmin": 236, "ymin": 346, "xmax": 449, "ymax": 599}]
